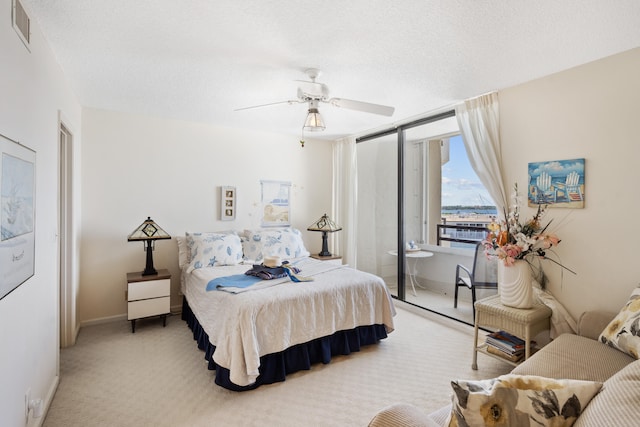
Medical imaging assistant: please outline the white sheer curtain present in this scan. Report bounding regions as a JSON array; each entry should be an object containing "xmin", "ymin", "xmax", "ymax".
[
  {"xmin": 332, "ymin": 136, "xmax": 357, "ymax": 266},
  {"xmin": 455, "ymin": 92, "xmax": 508, "ymax": 216}
]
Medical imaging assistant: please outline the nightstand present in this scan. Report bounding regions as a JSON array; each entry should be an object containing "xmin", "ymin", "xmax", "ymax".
[
  {"xmin": 310, "ymin": 254, "xmax": 342, "ymax": 265},
  {"xmin": 126, "ymin": 269, "xmax": 171, "ymax": 333}
]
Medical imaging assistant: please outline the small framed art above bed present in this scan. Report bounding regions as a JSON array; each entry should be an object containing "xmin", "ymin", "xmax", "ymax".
[{"xmin": 176, "ymin": 228, "xmax": 396, "ymax": 391}]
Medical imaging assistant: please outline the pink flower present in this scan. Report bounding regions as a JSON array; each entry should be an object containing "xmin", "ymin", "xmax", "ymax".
[
  {"xmin": 482, "ymin": 183, "xmax": 573, "ymax": 272},
  {"xmin": 536, "ymin": 233, "xmax": 560, "ymax": 249}
]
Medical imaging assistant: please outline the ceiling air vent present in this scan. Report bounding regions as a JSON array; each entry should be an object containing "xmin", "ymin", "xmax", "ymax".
[{"xmin": 12, "ymin": 0, "xmax": 31, "ymax": 51}]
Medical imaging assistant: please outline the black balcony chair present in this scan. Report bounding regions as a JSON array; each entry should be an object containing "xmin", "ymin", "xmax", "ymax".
[{"xmin": 454, "ymin": 242, "xmax": 498, "ymax": 319}]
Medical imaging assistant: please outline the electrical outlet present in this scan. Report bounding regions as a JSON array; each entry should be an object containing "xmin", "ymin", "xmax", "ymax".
[{"xmin": 25, "ymin": 388, "xmax": 30, "ymax": 420}]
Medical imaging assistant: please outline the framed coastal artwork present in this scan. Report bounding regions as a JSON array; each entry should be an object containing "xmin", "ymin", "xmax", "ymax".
[
  {"xmin": 527, "ymin": 158, "xmax": 585, "ymax": 208},
  {"xmin": 261, "ymin": 180, "xmax": 291, "ymax": 227},
  {"xmin": 1, "ymin": 133, "xmax": 36, "ymax": 300},
  {"xmin": 220, "ymin": 186, "xmax": 236, "ymax": 221}
]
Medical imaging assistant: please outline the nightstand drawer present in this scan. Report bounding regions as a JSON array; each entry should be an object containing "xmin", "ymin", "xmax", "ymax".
[
  {"xmin": 128, "ymin": 278, "xmax": 170, "ymax": 301},
  {"xmin": 128, "ymin": 296, "xmax": 170, "ymax": 320}
]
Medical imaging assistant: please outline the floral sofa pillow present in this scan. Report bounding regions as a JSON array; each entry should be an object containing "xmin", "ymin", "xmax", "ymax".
[
  {"xmin": 599, "ymin": 285, "xmax": 640, "ymax": 359},
  {"xmin": 447, "ymin": 374, "xmax": 602, "ymax": 427}
]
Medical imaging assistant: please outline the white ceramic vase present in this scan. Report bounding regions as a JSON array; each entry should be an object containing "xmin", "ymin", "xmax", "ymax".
[{"xmin": 498, "ymin": 259, "xmax": 534, "ymax": 309}]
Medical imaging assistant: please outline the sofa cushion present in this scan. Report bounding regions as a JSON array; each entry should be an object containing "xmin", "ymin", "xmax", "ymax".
[
  {"xmin": 511, "ymin": 333, "xmax": 634, "ymax": 382},
  {"xmin": 574, "ymin": 359, "xmax": 640, "ymax": 427},
  {"xmin": 598, "ymin": 285, "xmax": 640, "ymax": 359},
  {"xmin": 447, "ymin": 374, "xmax": 602, "ymax": 427},
  {"xmin": 368, "ymin": 403, "xmax": 441, "ymax": 427},
  {"xmin": 577, "ymin": 310, "xmax": 616, "ymax": 341}
]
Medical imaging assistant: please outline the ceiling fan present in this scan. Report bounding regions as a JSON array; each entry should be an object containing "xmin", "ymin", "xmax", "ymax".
[{"xmin": 235, "ymin": 68, "xmax": 395, "ymax": 131}]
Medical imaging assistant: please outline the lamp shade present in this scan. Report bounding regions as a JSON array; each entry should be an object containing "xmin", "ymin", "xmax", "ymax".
[
  {"xmin": 128, "ymin": 217, "xmax": 171, "ymax": 276},
  {"xmin": 307, "ymin": 214, "xmax": 341, "ymax": 257},
  {"xmin": 128, "ymin": 217, "xmax": 171, "ymax": 241},
  {"xmin": 303, "ymin": 108, "xmax": 325, "ymax": 132},
  {"xmin": 307, "ymin": 214, "xmax": 342, "ymax": 233}
]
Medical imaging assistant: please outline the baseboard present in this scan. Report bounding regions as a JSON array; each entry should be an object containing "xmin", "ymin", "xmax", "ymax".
[
  {"xmin": 31, "ymin": 374, "xmax": 59, "ymax": 427},
  {"xmin": 79, "ymin": 313, "xmax": 127, "ymax": 327},
  {"xmin": 79, "ymin": 305, "xmax": 183, "ymax": 328}
]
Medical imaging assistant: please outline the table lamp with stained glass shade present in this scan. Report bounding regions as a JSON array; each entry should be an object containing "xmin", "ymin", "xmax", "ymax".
[
  {"xmin": 307, "ymin": 214, "xmax": 342, "ymax": 257},
  {"xmin": 127, "ymin": 217, "xmax": 171, "ymax": 276}
]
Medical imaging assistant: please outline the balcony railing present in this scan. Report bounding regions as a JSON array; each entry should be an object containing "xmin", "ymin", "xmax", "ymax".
[{"xmin": 437, "ymin": 222, "xmax": 489, "ymax": 246}]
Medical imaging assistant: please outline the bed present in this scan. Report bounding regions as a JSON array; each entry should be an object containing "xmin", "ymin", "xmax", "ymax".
[{"xmin": 177, "ymin": 228, "xmax": 396, "ymax": 391}]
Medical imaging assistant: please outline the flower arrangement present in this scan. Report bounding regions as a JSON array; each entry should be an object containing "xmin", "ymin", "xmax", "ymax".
[{"xmin": 484, "ymin": 184, "xmax": 575, "ymax": 274}]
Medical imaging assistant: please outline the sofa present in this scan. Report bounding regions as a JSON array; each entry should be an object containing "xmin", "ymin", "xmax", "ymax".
[{"xmin": 369, "ymin": 309, "xmax": 640, "ymax": 427}]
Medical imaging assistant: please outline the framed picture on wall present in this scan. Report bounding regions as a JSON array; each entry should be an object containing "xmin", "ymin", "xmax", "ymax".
[
  {"xmin": 220, "ymin": 186, "xmax": 236, "ymax": 221},
  {"xmin": 0, "ymin": 132, "xmax": 36, "ymax": 300},
  {"xmin": 527, "ymin": 158, "xmax": 585, "ymax": 208},
  {"xmin": 261, "ymin": 180, "xmax": 291, "ymax": 227}
]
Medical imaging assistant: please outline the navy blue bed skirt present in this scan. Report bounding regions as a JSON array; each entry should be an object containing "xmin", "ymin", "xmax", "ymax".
[{"xmin": 181, "ymin": 297, "xmax": 388, "ymax": 391}]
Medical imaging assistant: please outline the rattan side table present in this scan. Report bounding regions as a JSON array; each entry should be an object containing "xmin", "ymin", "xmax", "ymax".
[{"xmin": 472, "ymin": 294, "xmax": 552, "ymax": 369}]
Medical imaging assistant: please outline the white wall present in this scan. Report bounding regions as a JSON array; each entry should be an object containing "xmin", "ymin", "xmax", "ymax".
[
  {"xmin": 0, "ymin": 1, "xmax": 82, "ymax": 425},
  {"xmin": 499, "ymin": 47, "xmax": 640, "ymax": 319},
  {"xmin": 79, "ymin": 108, "xmax": 332, "ymax": 323}
]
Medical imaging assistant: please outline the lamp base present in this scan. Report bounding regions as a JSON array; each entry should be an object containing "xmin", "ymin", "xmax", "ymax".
[
  {"xmin": 142, "ymin": 240, "xmax": 158, "ymax": 276},
  {"xmin": 318, "ymin": 231, "xmax": 332, "ymax": 257}
]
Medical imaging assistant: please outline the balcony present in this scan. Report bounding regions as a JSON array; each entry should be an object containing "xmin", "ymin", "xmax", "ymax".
[{"xmin": 382, "ymin": 222, "xmax": 498, "ymax": 325}]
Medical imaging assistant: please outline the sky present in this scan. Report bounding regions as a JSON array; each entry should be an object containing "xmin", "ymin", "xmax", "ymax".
[{"xmin": 441, "ymin": 134, "xmax": 495, "ymax": 207}]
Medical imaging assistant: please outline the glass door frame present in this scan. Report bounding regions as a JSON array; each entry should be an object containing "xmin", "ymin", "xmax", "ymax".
[{"xmin": 356, "ymin": 109, "xmax": 456, "ymax": 303}]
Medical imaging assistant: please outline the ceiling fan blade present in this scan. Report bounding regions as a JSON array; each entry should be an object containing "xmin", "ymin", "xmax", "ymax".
[
  {"xmin": 234, "ymin": 99, "xmax": 303, "ymax": 111},
  {"xmin": 328, "ymin": 98, "xmax": 395, "ymax": 116}
]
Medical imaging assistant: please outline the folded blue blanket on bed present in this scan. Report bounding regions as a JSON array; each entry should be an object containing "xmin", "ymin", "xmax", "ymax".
[{"xmin": 206, "ymin": 274, "xmax": 262, "ymax": 291}]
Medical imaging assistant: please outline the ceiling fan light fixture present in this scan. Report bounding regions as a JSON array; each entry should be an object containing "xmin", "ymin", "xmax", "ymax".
[{"xmin": 303, "ymin": 108, "xmax": 325, "ymax": 132}]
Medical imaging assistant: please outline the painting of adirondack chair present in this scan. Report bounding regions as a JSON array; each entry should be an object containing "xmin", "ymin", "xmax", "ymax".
[
  {"xmin": 534, "ymin": 170, "xmax": 556, "ymax": 203},
  {"xmin": 555, "ymin": 170, "xmax": 583, "ymax": 202},
  {"xmin": 527, "ymin": 158, "xmax": 585, "ymax": 208}
]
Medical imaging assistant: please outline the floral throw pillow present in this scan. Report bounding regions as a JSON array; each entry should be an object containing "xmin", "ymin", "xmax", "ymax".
[
  {"xmin": 241, "ymin": 228, "xmax": 310, "ymax": 262},
  {"xmin": 447, "ymin": 374, "xmax": 602, "ymax": 427},
  {"xmin": 598, "ymin": 285, "xmax": 640, "ymax": 359},
  {"xmin": 186, "ymin": 232, "xmax": 243, "ymax": 273}
]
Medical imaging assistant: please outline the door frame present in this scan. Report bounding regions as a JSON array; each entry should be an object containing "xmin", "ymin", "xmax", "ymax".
[{"xmin": 58, "ymin": 113, "xmax": 76, "ymax": 348}]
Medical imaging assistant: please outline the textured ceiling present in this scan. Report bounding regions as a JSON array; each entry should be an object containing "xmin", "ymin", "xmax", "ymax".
[{"xmin": 21, "ymin": 0, "xmax": 640, "ymax": 141}]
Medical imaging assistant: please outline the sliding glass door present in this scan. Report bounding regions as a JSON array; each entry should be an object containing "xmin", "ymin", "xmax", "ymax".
[
  {"xmin": 355, "ymin": 111, "xmax": 496, "ymax": 325},
  {"xmin": 355, "ymin": 132, "xmax": 398, "ymax": 298}
]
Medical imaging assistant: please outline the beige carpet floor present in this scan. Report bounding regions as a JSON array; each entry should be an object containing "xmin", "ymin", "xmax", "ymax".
[{"xmin": 43, "ymin": 302, "xmax": 511, "ymax": 427}]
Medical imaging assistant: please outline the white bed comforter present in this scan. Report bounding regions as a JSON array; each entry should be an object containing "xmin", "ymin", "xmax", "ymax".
[{"xmin": 183, "ymin": 257, "xmax": 396, "ymax": 386}]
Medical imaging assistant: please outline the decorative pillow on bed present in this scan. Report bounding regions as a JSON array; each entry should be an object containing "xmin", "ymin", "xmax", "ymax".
[
  {"xmin": 241, "ymin": 228, "xmax": 310, "ymax": 262},
  {"xmin": 186, "ymin": 232, "xmax": 243, "ymax": 273},
  {"xmin": 447, "ymin": 374, "xmax": 602, "ymax": 427},
  {"xmin": 598, "ymin": 285, "xmax": 640, "ymax": 359},
  {"xmin": 179, "ymin": 231, "xmax": 237, "ymax": 268},
  {"xmin": 176, "ymin": 236, "xmax": 190, "ymax": 269}
]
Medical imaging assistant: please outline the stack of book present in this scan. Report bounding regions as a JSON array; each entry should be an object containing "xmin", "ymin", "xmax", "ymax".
[{"xmin": 485, "ymin": 330, "xmax": 526, "ymax": 362}]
